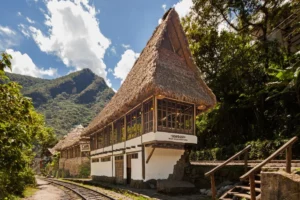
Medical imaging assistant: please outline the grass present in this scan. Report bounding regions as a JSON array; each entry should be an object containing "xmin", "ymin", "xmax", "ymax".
[{"xmin": 22, "ymin": 186, "xmax": 39, "ymax": 198}]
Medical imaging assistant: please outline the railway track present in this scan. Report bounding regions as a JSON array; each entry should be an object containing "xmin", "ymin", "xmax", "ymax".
[{"xmin": 46, "ymin": 178, "xmax": 116, "ymax": 200}]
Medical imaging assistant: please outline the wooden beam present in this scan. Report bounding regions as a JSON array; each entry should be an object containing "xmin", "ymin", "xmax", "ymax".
[{"xmin": 146, "ymin": 147, "xmax": 156, "ymax": 164}]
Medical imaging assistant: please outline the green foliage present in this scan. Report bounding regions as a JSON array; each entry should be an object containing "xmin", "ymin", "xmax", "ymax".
[
  {"xmin": 6, "ymin": 68, "xmax": 114, "ymax": 138},
  {"xmin": 79, "ymin": 163, "xmax": 91, "ymax": 178},
  {"xmin": 0, "ymin": 53, "xmax": 56, "ymax": 199},
  {"xmin": 183, "ymin": 0, "xmax": 300, "ymax": 159}
]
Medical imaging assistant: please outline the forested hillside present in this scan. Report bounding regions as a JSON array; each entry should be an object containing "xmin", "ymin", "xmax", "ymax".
[
  {"xmin": 183, "ymin": 0, "xmax": 300, "ymax": 160},
  {"xmin": 7, "ymin": 68, "xmax": 114, "ymax": 137}
]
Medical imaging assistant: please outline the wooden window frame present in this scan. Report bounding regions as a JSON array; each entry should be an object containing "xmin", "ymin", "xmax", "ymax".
[{"xmin": 157, "ymin": 98, "xmax": 194, "ymax": 134}]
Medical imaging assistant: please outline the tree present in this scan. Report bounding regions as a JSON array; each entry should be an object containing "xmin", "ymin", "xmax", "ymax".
[
  {"xmin": 0, "ymin": 52, "xmax": 56, "ymax": 199},
  {"xmin": 183, "ymin": 1, "xmax": 300, "ymax": 160}
]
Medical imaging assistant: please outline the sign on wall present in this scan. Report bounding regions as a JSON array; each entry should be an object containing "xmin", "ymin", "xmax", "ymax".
[{"xmin": 81, "ymin": 144, "xmax": 90, "ymax": 152}]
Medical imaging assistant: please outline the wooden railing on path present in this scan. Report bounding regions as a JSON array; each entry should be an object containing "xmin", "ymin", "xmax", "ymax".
[
  {"xmin": 205, "ymin": 145, "xmax": 251, "ymax": 199},
  {"xmin": 240, "ymin": 136, "xmax": 298, "ymax": 200}
]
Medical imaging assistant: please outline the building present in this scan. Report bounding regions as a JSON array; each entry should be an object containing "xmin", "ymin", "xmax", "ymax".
[
  {"xmin": 53, "ymin": 125, "xmax": 90, "ymax": 176},
  {"xmin": 81, "ymin": 8, "xmax": 216, "ymax": 187}
]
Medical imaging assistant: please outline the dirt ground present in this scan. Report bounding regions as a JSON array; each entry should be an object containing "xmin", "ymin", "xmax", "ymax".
[{"xmin": 23, "ymin": 178, "xmax": 74, "ymax": 200}]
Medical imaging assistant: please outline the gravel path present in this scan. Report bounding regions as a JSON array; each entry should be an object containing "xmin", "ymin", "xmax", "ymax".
[{"xmin": 24, "ymin": 178, "xmax": 76, "ymax": 200}]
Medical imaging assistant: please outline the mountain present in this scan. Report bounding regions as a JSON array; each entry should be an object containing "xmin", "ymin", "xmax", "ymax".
[{"xmin": 6, "ymin": 69, "xmax": 115, "ymax": 137}]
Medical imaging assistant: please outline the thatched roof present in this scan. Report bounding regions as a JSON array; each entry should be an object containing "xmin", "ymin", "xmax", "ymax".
[
  {"xmin": 82, "ymin": 8, "xmax": 216, "ymax": 136},
  {"xmin": 52, "ymin": 125, "xmax": 85, "ymax": 151}
]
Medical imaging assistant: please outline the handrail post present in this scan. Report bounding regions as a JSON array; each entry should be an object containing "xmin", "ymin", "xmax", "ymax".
[
  {"xmin": 249, "ymin": 173, "xmax": 256, "ymax": 200},
  {"xmin": 244, "ymin": 150, "xmax": 248, "ymax": 173},
  {"xmin": 210, "ymin": 173, "xmax": 216, "ymax": 199},
  {"xmin": 286, "ymin": 146, "xmax": 292, "ymax": 173}
]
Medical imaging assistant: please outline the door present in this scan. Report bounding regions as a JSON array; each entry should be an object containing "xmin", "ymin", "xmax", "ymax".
[
  {"xmin": 126, "ymin": 154, "xmax": 132, "ymax": 184},
  {"xmin": 115, "ymin": 156, "xmax": 124, "ymax": 184}
]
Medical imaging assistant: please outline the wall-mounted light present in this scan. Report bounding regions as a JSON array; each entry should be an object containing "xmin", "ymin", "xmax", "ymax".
[
  {"xmin": 157, "ymin": 94, "xmax": 165, "ymax": 99},
  {"xmin": 198, "ymin": 105, "xmax": 206, "ymax": 110}
]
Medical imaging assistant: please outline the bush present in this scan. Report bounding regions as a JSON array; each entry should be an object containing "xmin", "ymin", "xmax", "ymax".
[
  {"xmin": 79, "ymin": 163, "xmax": 90, "ymax": 178},
  {"xmin": 0, "ymin": 167, "xmax": 36, "ymax": 200}
]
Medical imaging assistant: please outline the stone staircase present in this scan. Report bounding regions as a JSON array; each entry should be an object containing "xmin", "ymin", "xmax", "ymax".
[
  {"xmin": 219, "ymin": 173, "xmax": 261, "ymax": 200},
  {"xmin": 168, "ymin": 151, "xmax": 190, "ymax": 180},
  {"xmin": 157, "ymin": 151, "xmax": 196, "ymax": 194}
]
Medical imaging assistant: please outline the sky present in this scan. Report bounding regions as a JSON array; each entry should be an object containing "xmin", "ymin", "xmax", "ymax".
[{"xmin": 0, "ymin": 0, "xmax": 193, "ymax": 91}]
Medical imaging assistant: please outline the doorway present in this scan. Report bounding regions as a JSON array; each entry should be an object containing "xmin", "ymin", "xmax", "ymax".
[
  {"xmin": 115, "ymin": 155, "xmax": 123, "ymax": 184},
  {"xmin": 126, "ymin": 154, "xmax": 132, "ymax": 184}
]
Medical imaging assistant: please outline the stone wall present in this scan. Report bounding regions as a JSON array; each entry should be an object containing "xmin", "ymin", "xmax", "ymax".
[
  {"xmin": 184, "ymin": 164, "xmax": 248, "ymax": 189},
  {"xmin": 59, "ymin": 157, "xmax": 89, "ymax": 176},
  {"xmin": 261, "ymin": 172, "xmax": 300, "ymax": 200}
]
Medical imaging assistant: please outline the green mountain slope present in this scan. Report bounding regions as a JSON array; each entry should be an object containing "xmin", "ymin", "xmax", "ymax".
[{"xmin": 6, "ymin": 69, "xmax": 114, "ymax": 137}]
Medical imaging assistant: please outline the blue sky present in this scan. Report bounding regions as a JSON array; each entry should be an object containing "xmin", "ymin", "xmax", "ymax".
[{"xmin": 0, "ymin": 0, "xmax": 193, "ymax": 91}]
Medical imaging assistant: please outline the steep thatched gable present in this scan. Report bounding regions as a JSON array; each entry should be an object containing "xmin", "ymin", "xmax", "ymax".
[{"xmin": 83, "ymin": 8, "xmax": 216, "ymax": 136}]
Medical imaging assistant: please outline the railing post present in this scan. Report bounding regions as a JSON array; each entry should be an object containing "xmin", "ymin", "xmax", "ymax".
[
  {"xmin": 210, "ymin": 173, "xmax": 216, "ymax": 199},
  {"xmin": 249, "ymin": 173, "xmax": 256, "ymax": 200},
  {"xmin": 244, "ymin": 150, "xmax": 248, "ymax": 173},
  {"xmin": 286, "ymin": 146, "xmax": 292, "ymax": 173}
]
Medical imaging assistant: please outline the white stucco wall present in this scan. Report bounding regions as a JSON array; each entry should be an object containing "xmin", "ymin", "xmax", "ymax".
[
  {"xmin": 130, "ymin": 152, "xmax": 143, "ymax": 180},
  {"xmin": 142, "ymin": 131, "xmax": 197, "ymax": 144},
  {"xmin": 144, "ymin": 147, "xmax": 184, "ymax": 181},
  {"xmin": 91, "ymin": 157, "xmax": 113, "ymax": 177}
]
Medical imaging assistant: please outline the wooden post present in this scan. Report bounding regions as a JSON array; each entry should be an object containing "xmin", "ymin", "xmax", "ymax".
[
  {"xmin": 244, "ymin": 150, "xmax": 248, "ymax": 173},
  {"xmin": 286, "ymin": 146, "xmax": 292, "ymax": 173},
  {"xmin": 153, "ymin": 96, "xmax": 157, "ymax": 133},
  {"xmin": 210, "ymin": 173, "xmax": 216, "ymax": 199},
  {"xmin": 142, "ymin": 145, "xmax": 145, "ymax": 179},
  {"xmin": 249, "ymin": 173, "xmax": 256, "ymax": 200}
]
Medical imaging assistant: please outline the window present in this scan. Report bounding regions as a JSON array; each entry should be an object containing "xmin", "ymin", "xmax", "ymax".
[
  {"xmin": 126, "ymin": 106, "xmax": 142, "ymax": 140},
  {"xmin": 97, "ymin": 130, "xmax": 104, "ymax": 149},
  {"xmin": 82, "ymin": 151, "xmax": 89, "ymax": 157},
  {"xmin": 130, "ymin": 153, "xmax": 138, "ymax": 159},
  {"xmin": 113, "ymin": 118, "xmax": 125, "ymax": 143},
  {"xmin": 115, "ymin": 155, "xmax": 123, "ymax": 160},
  {"xmin": 143, "ymin": 99, "xmax": 154, "ymax": 133},
  {"xmin": 92, "ymin": 158, "xmax": 99, "ymax": 163},
  {"xmin": 103, "ymin": 126, "xmax": 112, "ymax": 147},
  {"xmin": 101, "ymin": 156, "xmax": 111, "ymax": 162},
  {"xmin": 157, "ymin": 99, "xmax": 194, "ymax": 134},
  {"xmin": 90, "ymin": 133, "xmax": 97, "ymax": 150}
]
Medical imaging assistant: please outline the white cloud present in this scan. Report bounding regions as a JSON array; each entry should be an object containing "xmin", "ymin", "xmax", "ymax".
[
  {"xmin": 18, "ymin": 24, "xmax": 31, "ymax": 38},
  {"xmin": 5, "ymin": 49, "xmax": 58, "ymax": 78},
  {"xmin": 174, "ymin": 0, "xmax": 193, "ymax": 18},
  {"xmin": 27, "ymin": 0, "xmax": 111, "ymax": 86},
  {"xmin": 158, "ymin": 18, "xmax": 162, "ymax": 24},
  {"xmin": 107, "ymin": 68, "xmax": 113, "ymax": 73},
  {"xmin": 162, "ymin": 4, "xmax": 167, "ymax": 11},
  {"xmin": 121, "ymin": 44, "xmax": 130, "ymax": 49},
  {"xmin": 110, "ymin": 46, "xmax": 116, "ymax": 54},
  {"xmin": 26, "ymin": 17, "xmax": 35, "ymax": 24},
  {"xmin": 114, "ymin": 49, "xmax": 139, "ymax": 83},
  {"xmin": 0, "ymin": 26, "xmax": 18, "ymax": 50},
  {"xmin": 17, "ymin": 12, "xmax": 22, "ymax": 16},
  {"xmin": 0, "ymin": 26, "xmax": 16, "ymax": 35}
]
